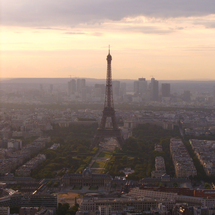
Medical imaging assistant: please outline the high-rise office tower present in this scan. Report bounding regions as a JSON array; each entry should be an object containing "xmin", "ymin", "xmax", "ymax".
[
  {"xmin": 161, "ymin": 83, "xmax": 170, "ymax": 97},
  {"xmin": 77, "ymin": 79, "xmax": 86, "ymax": 93},
  {"xmin": 138, "ymin": 78, "xmax": 147, "ymax": 95},
  {"xmin": 112, "ymin": 80, "xmax": 120, "ymax": 97},
  {"xmin": 150, "ymin": 78, "xmax": 159, "ymax": 101},
  {"xmin": 134, "ymin": 78, "xmax": 147, "ymax": 96},
  {"xmin": 134, "ymin": 81, "xmax": 139, "ymax": 94},
  {"xmin": 68, "ymin": 79, "xmax": 76, "ymax": 95}
]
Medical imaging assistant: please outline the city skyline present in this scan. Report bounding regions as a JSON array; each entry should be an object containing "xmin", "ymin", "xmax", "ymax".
[{"xmin": 1, "ymin": 0, "xmax": 215, "ymax": 80}]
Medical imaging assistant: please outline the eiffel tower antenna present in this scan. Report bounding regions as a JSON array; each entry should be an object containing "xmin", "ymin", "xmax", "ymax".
[{"xmin": 92, "ymin": 48, "xmax": 124, "ymax": 148}]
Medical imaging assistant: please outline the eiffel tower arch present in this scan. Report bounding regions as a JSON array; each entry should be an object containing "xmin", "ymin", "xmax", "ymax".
[{"xmin": 92, "ymin": 48, "xmax": 124, "ymax": 148}]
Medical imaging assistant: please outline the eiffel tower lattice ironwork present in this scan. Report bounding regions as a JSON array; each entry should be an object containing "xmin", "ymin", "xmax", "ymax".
[{"xmin": 92, "ymin": 48, "xmax": 124, "ymax": 147}]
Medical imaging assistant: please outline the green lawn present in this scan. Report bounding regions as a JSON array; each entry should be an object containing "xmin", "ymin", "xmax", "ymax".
[
  {"xmin": 91, "ymin": 161, "xmax": 106, "ymax": 168},
  {"xmin": 92, "ymin": 169, "xmax": 104, "ymax": 173},
  {"xmin": 98, "ymin": 151, "xmax": 112, "ymax": 158},
  {"xmin": 75, "ymin": 164, "xmax": 86, "ymax": 173}
]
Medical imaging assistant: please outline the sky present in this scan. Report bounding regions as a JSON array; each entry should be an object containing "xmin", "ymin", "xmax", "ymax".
[{"xmin": 1, "ymin": 0, "xmax": 215, "ymax": 80}]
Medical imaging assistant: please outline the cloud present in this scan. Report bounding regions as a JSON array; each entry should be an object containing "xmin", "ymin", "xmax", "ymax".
[
  {"xmin": 63, "ymin": 32, "xmax": 85, "ymax": 35},
  {"xmin": 36, "ymin": 27, "xmax": 67, "ymax": 30},
  {"xmin": 1, "ymin": 0, "xmax": 215, "ymax": 27},
  {"xmin": 185, "ymin": 46, "xmax": 215, "ymax": 51},
  {"xmin": 194, "ymin": 20, "xmax": 215, "ymax": 29},
  {"xmin": 207, "ymin": 23, "xmax": 215, "ymax": 28},
  {"xmin": 91, "ymin": 32, "xmax": 103, "ymax": 37},
  {"xmin": 123, "ymin": 26, "xmax": 175, "ymax": 34}
]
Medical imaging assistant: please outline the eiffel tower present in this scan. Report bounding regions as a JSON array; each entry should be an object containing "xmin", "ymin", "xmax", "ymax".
[{"xmin": 92, "ymin": 48, "xmax": 124, "ymax": 147}]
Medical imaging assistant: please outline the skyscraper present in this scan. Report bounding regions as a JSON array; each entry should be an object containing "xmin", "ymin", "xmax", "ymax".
[
  {"xmin": 138, "ymin": 78, "xmax": 147, "ymax": 96},
  {"xmin": 150, "ymin": 78, "xmax": 159, "ymax": 101},
  {"xmin": 68, "ymin": 79, "xmax": 76, "ymax": 95},
  {"xmin": 77, "ymin": 79, "xmax": 86, "ymax": 93},
  {"xmin": 161, "ymin": 83, "xmax": 170, "ymax": 97},
  {"xmin": 112, "ymin": 80, "xmax": 120, "ymax": 97},
  {"xmin": 134, "ymin": 81, "xmax": 139, "ymax": 94},
  {"xmin": 134, "ymin": 78, "xmax": 147, "ymax": 95}
]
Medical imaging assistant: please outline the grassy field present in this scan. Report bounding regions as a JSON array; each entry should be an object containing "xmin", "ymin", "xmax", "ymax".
[
  {"xmin": 98, "ymin": 151, "xmax": 112, "ymax": 158},
  {"xmin": 76, "ymin": 164, "xmax": 87, "ymax": 173},
  {"xmin": 91, "ymin": 161, "xmax": 106, "ymax": 168},
  {"xmin": 91, "ymin": 168, "xmax": 105, "ymax": 174}
]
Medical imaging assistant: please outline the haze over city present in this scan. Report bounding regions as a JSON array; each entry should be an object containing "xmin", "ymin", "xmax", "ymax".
[
  {"xmin": 2, "ymin": 1, "xmax": 215, "ymax": 215},
  {"xmin": 1, "ymin": 0, "xmax": 215, "ymax": 80}
]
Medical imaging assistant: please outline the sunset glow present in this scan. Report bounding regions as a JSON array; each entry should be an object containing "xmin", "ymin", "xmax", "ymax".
[{"xmin": 1, "ymin": 1, "xmax": 215, "ymax": 80}]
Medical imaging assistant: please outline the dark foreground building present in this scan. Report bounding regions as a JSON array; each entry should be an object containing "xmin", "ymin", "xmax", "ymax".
[
  {"xmin": 0, "ymin": 191, "xmax": 57, "ymax": 208},
  {"xmin": 62, "ymin": 167, "xmax": 112, "ymax": 188}
]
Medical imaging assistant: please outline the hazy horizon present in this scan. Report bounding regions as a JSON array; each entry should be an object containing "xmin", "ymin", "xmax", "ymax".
[{"xmin": 1, "ymin": 77, "xmax": 215, "ymax": 82}]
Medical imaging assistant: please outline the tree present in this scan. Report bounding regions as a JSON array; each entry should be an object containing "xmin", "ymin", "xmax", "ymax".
[
  {"xmin": 67, "ymin": 204, "xmax": 79, "ymax": 215},
  {"xmin": 204, "ymin": 182, "xmax": 210, "ymax": 189},
  {"xmin": 53, "ymin": 181, "xmax": 60, "ymax": 187},
  {"xmin": 173, "ymin": 182, "xmax": 178, "ymax": 188},
  {"xmin": 57, "ymin": 203, "xmax": 70, "ymax": 215},
  {"xmin": 47, "ymin": 181, "xmax": 53, "ymax": 187}
]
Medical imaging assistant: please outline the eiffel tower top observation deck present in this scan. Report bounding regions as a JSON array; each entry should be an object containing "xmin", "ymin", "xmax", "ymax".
[{"xmin": 92, "ymin": 47, "xmax": 124, "ymax": 148}]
